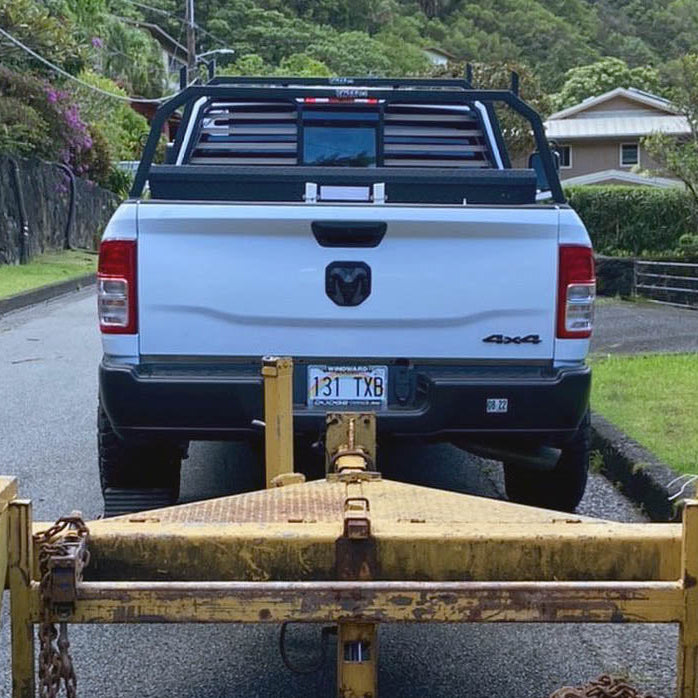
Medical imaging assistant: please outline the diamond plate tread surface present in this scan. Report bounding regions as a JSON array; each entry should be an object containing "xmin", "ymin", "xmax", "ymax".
[{"xmin": 104, "ymin": 478, "xmax": 601, "ymax": 525}]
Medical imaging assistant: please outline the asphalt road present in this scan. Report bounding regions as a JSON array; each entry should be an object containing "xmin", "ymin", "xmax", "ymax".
[
  {"xmin": 0, "ymin": 290, "xmax": 677, "ymax": 697},
  {"xmin": 592, "ymin": 298, "xmax": 698, "ymax": 355}
]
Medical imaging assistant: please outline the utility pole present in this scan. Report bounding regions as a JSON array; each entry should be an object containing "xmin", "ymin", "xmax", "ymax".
[{"xmin": 185, "ymin": 0, "xmax": 196, "ymax": 83}]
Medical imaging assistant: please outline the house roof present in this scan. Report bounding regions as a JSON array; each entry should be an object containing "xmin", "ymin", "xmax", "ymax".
[
  {"xmin": 545, "ymin": 87, "xmax": 689, "ymax": 140},
  {"xmin": 548, "ymin": 87, "xmax": 679, "ymax": 121},
  {"xmin": 561, "ymin": 169, "xmax": 683, "ymax": 189},
  {"xmin": 546, "ymin": 114, "xmax": 690, "ymax": 140}
]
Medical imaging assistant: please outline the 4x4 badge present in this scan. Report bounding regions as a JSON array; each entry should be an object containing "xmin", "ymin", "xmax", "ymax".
[{"xmin": 483, "ymin": 334, "xmax": 542, "ymax": 345}]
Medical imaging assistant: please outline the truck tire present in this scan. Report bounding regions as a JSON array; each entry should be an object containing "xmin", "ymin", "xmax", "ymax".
[
  {"xmin": 98, "ymin": 400, "xmax": 183, "ymax": 515},
  {"xmin": 503, "ymin": 411, "xmax": 590, "ymax": 512}
]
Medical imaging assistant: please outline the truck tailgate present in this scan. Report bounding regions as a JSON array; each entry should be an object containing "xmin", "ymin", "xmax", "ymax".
[{"xmin": 137, "ymin": 203, "xmax": 559, "ymax": 360}]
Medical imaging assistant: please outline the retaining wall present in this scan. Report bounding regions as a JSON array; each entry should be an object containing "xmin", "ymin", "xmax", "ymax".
[{"xmin": 0, "ymin": 156, "xmax": 119, "ymax": 265}]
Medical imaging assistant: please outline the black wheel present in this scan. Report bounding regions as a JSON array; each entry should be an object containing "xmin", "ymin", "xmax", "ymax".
[
  {"xmin": 98, "ymin": 399, "xmax": 183, "ymax": 515},
  {"xmin": 503, "ymin": 411, "xmax": 590, "ymax": 512}
]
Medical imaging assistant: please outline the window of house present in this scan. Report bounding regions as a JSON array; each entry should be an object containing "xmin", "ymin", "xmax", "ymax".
[
  {"xmin": 558, "ymin": 145, "xmax": 572, "ymax": 169},
  {"xmin": 620, "ymin": 143, "xmax": 639, "ymax": 167}
]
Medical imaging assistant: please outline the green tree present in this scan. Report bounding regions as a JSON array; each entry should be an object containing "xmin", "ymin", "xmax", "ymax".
[
  {"xmin": 644, "ymin": 54, "xmax": 698, "ymax": 207},
  {"xmin": 552, "ymin": 57, "xmax": 662, "ymax": 111},
  {"xmin": 668, "ymin": 0, "xmax": 698, "ymax": 55},
  {"xmin": 374, "ymin": 32, "xmax": 431, "ymax": 75},
  {"xmin": 284, "ymin": 0, "xmax": 376, "ymax": 32},
  {"xmin": 98, "ymin": 16, "xmax": 166, "ymax": 98},
  {"xmin": 275, "ymin": 54, "xmax": 333, "ymax": 77},
  {"xmin": 306, "ymin": 31, "xmax": 394, "ymax": 75},
  {"xmin": 219, "ymin": 54, "xmax": 274, "ymax": 77},
  {"xmin": 205, "ymin": 8, "xmax": 325, "ymax": 65},
  {"xmin": 0, "ymin": 0, "xmax": 85, "ymax": 74}
]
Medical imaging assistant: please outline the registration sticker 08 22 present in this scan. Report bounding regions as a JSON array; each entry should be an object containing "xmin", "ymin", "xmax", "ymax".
[{"xmin": 486, "ymin": 398, "xmax": 509, "ymax": 414}]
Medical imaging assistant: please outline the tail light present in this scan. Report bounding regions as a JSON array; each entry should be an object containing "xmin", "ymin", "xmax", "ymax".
[
  {"xmin": 557, "ymin": 245, "xmax": 595, "ymax": 339},
  {"xmin": 98, "ymin": 239, "xmax": 137, "ymax": 334}
]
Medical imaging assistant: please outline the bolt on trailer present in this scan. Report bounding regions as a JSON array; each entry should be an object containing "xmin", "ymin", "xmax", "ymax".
[{"xmin": 3, "ymin": 356, "xmax": 698, "ymax": 697}]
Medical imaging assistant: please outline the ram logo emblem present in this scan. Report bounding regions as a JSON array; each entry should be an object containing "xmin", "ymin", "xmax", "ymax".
[{"xmin": 326, "ymin": 262, "xmax": 371, "ymax": 307}]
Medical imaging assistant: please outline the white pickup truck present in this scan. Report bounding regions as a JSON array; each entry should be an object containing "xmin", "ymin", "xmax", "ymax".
[{"xmin": 97, "ymin": 76, "xmax": 595, "ymax": 516}]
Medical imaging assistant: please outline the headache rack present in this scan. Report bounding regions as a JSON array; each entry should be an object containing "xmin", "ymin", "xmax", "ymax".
[{"xmin": 131, "ymin": 75, "xmax": 564, "ymax": 204}]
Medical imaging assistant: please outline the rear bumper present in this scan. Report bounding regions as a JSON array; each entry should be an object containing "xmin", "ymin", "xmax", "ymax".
[{"xmin": 100, "ymin": 358, "xmax": 590, "ymax": 446}]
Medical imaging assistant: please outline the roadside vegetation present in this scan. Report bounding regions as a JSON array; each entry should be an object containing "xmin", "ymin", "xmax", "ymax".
[
  {"xmin": 1, "ymin": 0, "xmax": 698, "ymax": 195},
  {"xmin": 0, "ymin": 250, "xmax": 97, "ymax": 299},
  {"xmin": 2, "ymin": 0, "xmax": 698, "ymax": 273},
  {"xmin": 592, "ymin": 353, "xmax": 698, "ymax": 474},
  {"xmin": 565, "ymin": 186, "xmax": 698, "ymax": 259}
]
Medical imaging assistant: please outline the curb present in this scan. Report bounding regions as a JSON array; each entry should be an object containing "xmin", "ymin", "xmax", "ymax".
[
  {"xmin": 0, "ymin": 273, "xmax": 96, "ymax": 317},
  {"xmin": 591, "ymin": 412, "xmax": 691, "ymax": 521}
]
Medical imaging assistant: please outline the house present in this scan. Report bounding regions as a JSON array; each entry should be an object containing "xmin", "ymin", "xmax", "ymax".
[
  {"xmin": 544, "ymin": 87, "xmax": 690, "ymax": 187},
  {"xmin": 422, "ymin": 47, "xmax": 457, "ymax": 67}
]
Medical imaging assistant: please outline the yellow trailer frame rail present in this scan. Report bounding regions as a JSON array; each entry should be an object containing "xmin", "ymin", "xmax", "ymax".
[{"xmin": 3, "ymin": 358, "xmax": 698, "ymax": 697}]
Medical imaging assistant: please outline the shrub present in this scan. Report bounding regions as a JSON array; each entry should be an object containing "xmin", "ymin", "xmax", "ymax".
[
  {"xmin": 0, "ymin": 96, "xmax": 51, "ymax": 157},
  {"xmin": 678, "ymin": 233, "xmax": 698, "ymax": 256},
  {"xmin": 0, "ymin": 67, "xmax": 95, "ymax": 176},
  {"xmin": 74, "ymin": 70, "xmax": 151, "ymax": 162},
  {"xmin": 0, "ymin": 67, "xmax": 135, "ymax": 194},
  {"xmin": 565, "ymin": 185, "xmax": 698, "ymax": 256},
  {"xmin": 103, "ymin": 166, "xmax": 134, "ymax": 199},
  {"xmin": 73, "ymin": 123, "xmax": 112, "ymax": 189}
]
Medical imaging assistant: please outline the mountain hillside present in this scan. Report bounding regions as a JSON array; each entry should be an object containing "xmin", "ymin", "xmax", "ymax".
[{"xmin": 130, "ymin": 0, "xmax": 698, "ymax": 89}]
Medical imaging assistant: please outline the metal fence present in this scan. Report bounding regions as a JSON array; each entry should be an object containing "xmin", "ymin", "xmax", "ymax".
[{"xmin": 635, "ymin": 259, "xmax": 698, "ymax": 308}]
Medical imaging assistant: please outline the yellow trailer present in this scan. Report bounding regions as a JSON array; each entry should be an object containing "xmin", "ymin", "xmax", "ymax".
[{"xmin": 2, "ymin": 359, "xmax": 695, "ymax": 697}]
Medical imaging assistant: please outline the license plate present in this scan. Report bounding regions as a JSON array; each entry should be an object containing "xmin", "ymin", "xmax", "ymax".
[{"xmin": 307, "ymin": 365, "xmax": 387, "ymax": 409}]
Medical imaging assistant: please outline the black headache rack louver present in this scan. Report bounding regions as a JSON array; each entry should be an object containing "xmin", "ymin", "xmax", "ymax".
[
  {"xmin": 132, "ymin": 76, "xmax": 564, "ymax": 205},
  {"xmin": 187, "ymin": 100, "xmax": 493, "ymax": 169},
  {"xmin": 382, "ymin": 103, "xmax": 491, "ymax": 168},
  {"xmin": 189, "ymin": 100, "xmax": 298, "ymax": 166}
]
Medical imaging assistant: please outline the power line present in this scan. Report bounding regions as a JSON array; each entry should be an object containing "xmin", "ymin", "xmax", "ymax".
[
  {"xmin": 117, "ymin": 0, "xmax": 177, "ymax": 20},
  {"xmin": 117, "ymin": 0, "xmax": 228, "ymax": 47},
  {"xmin": 0, "ymin": 26, "xmax": 194, "ymax": 103}
]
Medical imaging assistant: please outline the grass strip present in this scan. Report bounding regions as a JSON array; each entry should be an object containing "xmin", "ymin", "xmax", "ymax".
[
  {"xmin": 591, "ymin": 353, "xmax": 698, "ymax": 474},
  {"xmin": 0, "ymin": 250, "xmax": 97, "ymax": 299}
]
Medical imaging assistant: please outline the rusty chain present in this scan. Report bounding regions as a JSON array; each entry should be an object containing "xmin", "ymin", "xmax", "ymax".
[
  {"xmin": 34, "ymin": 514, "xmax": 90, "ymax": 698},
  {"xmin": 549, "ymin": 674, "xmax": 659, "ymax": 698}
]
